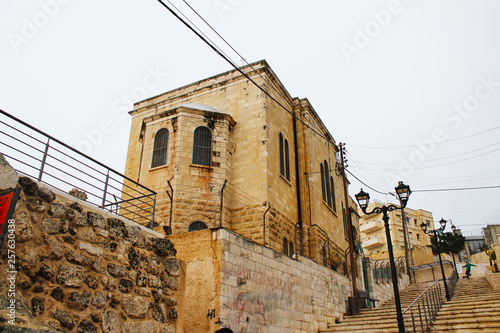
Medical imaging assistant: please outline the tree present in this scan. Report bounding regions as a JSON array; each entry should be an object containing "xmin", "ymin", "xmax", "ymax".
[{"xmin": 429, "ymin": 231, "xmax": 465, "ymax": 257}]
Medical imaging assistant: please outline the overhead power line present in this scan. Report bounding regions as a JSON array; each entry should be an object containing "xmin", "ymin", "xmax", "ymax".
[
  {"xmin": 413, "ymin": 185, "xmax": 500, "ymax": 192},
  {"xmin": 349, "ymin": 141, "xmax": 500, "ymax": 166},
  {"xmin": 345, "ymin": 169, "xmax": 389, "ymax": 195},
  {"xmin": 349, "ymin": 147, "xmax": 500, "ymax": 171},
  {"xmin": 155, "ymin": 0, "xmax": 334, "ymax": 146},
  {"xmin": 349, "ymin": 125, "xmax": 500, "ymax": 149}
]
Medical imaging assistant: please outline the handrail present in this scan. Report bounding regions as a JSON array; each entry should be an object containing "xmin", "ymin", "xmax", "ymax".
[
  {"xmin": 0, "ymin": 110, "xmax": 155, "ymax": 193},
  {"xmin": 402, "ymin": 268, "xmax": 458, "ymax": 332},
  {"xmin": 402, "ymin": 279, "xmax": 443, "ymax": 332},
  {"xmin": 0, "ymin": 109, "xmax": 157, "ymax": 227}
]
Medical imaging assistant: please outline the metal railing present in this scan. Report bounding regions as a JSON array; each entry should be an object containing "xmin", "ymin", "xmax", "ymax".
[
  {"xmin": 402, "ymin": 268, "xmax": 459, "ymax": 332},
  {"xmin": 0, "ymin": 110, "xmax": 156, "ymax": 227},
  {"xmin": 371, "ymin": 257, "xmax": 406, "ymax": 284}
]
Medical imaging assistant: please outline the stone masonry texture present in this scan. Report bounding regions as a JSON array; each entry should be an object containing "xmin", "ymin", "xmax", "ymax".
[{"xmin": 0, "ymin": 173, "xmax": 181, "ymax": 332}]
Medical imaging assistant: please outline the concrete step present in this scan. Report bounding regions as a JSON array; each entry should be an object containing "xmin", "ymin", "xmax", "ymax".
[
  {"xmin": 325, "ymin": 321, "xmax": 400, "ymax": 332},
  {"xmin": 430, "ymin": 322, "xmax": 500, "ymax": 332}
]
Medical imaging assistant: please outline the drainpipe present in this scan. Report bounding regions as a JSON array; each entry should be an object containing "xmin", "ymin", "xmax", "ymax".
[
  {"xmin": 263, "ymin": 203, "xmax": 271, "ymax": 247},
  {"xmin": 293, "ymin": 114, "xmax": 304, "ymax": 255}
]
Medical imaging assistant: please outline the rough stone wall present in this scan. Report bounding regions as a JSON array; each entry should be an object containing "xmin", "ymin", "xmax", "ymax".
[{"xmin": 0, "ymin": 173, "xmax": 182, "ymax": 332}]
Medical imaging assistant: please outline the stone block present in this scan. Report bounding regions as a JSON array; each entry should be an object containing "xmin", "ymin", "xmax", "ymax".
[
  {"xmin": 0, "ymin": 153, "xmax": 18, "ymax": 190},
  {"xmin": 121, "ymin": 295, "xmax": 150, "ymax": 319},
  {"xmin": 79, "ymin": 241, "xmax": 103, "ymax": 256},
  {"xmin": 56, "ymin": 264, "xmax": 83, "ymax": 287}
]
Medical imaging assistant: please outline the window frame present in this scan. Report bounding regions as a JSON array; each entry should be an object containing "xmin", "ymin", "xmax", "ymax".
[
  {"xmin": 192, "ymin": 126, "xmax": 212, "ymax": 166},
  {"xmin": 151, "ymin": 128, "xmax": 169, "ymax": 168}
]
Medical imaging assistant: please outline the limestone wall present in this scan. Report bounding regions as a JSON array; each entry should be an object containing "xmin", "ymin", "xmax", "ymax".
[
  {"xmin": 171, "ymin": 228, "xmax": 381, "ymax": 332},
  {"xmin": 0, "ymin": 174, "xmax": 182, "ymax": 333}
]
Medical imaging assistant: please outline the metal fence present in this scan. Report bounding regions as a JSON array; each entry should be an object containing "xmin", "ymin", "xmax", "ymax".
[
  {"xmin": 371, "ymin": 257, "xmax": 406, "ymax": 284},
  {"xmin": 403, "ymin": 269, "xmax": 458, "ymax": 332},
  {"xmin": 0, "ymin": 110, "xmax": 156, "ymax": 227},
  {"xmin": 154, "ymin": 180, "xmax": 263, "ymax": 234}
]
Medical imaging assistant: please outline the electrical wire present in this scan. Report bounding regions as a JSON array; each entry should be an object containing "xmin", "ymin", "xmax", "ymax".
[
  {"xmin": 345, "ymin": 169, "xmax": 389, "ymax": 195},
  {"xmin": 180, "ymin": 0, "xmax": 290, "ymax": 105},
  {"xmin": 155, "ymin": 0, "xmax": 336, "ymax": 147},
  {"xmin": 349, "ymin": 147, "xmax": 500, "ymax": 171},
  {"xmin": 348, "ymin": 125, "xmax": 500, "ymax": 149},
  {"xmin": 413, "ymin": 185, "xmax": 500, "ymax": 192}
]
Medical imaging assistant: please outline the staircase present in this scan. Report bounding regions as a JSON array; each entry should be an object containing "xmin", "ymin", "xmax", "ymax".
[
  {"xmin": 322, "ymin": 277, "xmax": 500, "ymax": 332},
  {"xmin": 430, "ymin": 277, "xmax": 500, "ymax": 332},
  {"xmin": 321, "ymin": 282, "xmax": 436, "ymax": 332}
]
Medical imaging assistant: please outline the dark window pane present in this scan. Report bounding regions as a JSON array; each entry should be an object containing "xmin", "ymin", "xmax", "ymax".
[
  {"xmin": 284, "ymin": 139, "xmax": 290, "ymax": 181},
  {"xmin": 151, "ymin": 128, "xmax": 169, "ymax": 168},
  {"xmin": 279, "ymin": 133, "xmax": 284, "ymax": 176},
  {"xmin": 193, "ymin": 127, "xmax": 212, "ymax": 166}
]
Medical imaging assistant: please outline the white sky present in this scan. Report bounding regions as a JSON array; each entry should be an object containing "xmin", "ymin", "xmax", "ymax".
[{"xmin": 2, "ymin": 0, "xmax": 500, "ymax": 237}]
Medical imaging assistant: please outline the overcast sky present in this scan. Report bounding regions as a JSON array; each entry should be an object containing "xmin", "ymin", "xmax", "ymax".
[{"xmin": 2, "ymin": 0, "xmax": 500, "ymax": 237}]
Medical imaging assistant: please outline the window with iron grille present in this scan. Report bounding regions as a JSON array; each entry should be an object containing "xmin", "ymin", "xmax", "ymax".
[
  {"xmin": 188, "ymin": 220, "xmax": 208, "ymax": 232},
  {"xmin": 151, "ymin": 128, "xmax": 169, "ymax": 168},
  {"xmin": 192, "ymin": 126, "xmax": 212, "ymax": 166}
]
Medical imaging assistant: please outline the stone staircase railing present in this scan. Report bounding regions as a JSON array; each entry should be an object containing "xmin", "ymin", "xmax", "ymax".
[{"xmin": 402, "ymin": 269, "xmax": 458, "ymax": 332}]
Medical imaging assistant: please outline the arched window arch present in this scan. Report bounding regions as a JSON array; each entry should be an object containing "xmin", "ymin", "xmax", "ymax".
[
  {"xmin": 151, "ymin": 128, "xmax": 169, "ymax": 168},
  {"xmin": 188, "ymin": 220, "xmax": 208, "ymax": 232},
  {"xmin": 283, "ymin": 236, "xmax": 288, "ymax": 256},
  {"xmin": 192, "ymin": 126, "xmax": 212, "ymax": 166},
  {"xmin": 289, "ymin": 241, "xmax": 294, "ymax": 258}
]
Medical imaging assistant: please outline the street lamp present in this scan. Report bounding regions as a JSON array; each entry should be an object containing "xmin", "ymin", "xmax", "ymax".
[
  {"xmin": 420, "ymin": 218, "xmax": 451, "ymax": 301},
  {"xmin": 355, "ymin": 181, "xmax": 411, "ymax": 333}
]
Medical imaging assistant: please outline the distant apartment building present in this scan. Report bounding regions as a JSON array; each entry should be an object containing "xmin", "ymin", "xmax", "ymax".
[
  {"xmin": 483, "ymin": 224, "xmax": 500, "ymax": 246},
  {"xmin": 359, "ymin": 201, "xmax": 434, "ymax": 262}
]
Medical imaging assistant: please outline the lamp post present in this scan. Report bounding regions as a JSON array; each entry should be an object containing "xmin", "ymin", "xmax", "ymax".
[
  {"xmin": 355, "ymin": 181, "xmax": 411, "ymax": 333},
  {"xmin": 420, "ymin": 218, "xmax": 451, "ymax": 301}
]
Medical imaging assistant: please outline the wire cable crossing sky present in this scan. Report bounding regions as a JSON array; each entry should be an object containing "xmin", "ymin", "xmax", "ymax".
[{"xmin": 1, "ymin": 0, "xmax": 500, "ymax": 236}]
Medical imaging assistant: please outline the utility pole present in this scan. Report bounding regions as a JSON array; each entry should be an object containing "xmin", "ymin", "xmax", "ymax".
[{"xmin": 339, "ymin": 143, "xmax": 359, "ymax": 314}]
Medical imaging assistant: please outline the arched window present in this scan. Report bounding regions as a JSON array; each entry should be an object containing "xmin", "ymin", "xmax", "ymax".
[
  {"xmin": 279, "ymin": 133, "xmax": 290, "ymax": 181},
  {"xmin": 284, "ymin": 139, "xmax": 290, "ymax": 181},
  {"xmin": 188, "ymin": 220, "xmax": 208, "ymax": 232},
  {"xmin": 192, "ymin": 127, "xmax": 212, "ymax": 166},
  {"xmin": 320, "ymin": 160, "xmax": 336, "ymax": 211},
  {"xmin": 324, "ymin": 161, "xmax": 332, "ymax": 207},
  {"xmin": 283, "ymin": 236, "xmax": 288, "ymax": 256},
  {"xmin": 320, "ymin": 163, "xmax": 326, "ymax": 201},
  {"xmin": 289, "ymin": 241, "xmax": 294, "ymax": 258},
  {"xmin": 151, "ymin": 128, "xmax": 169, "ymax": 168},
  {"xmin": 279, "ymin": 133, "xmax": 284, "ymax": 176},
  {"xmin": 330, "ymin": 176, "xmax": 336, "ymax": 212}
]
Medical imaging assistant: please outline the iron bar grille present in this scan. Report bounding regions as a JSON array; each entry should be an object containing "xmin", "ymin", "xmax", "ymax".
[{"xmin": 0, "ymin": 110, "xmax": 157, "ymax": 227}]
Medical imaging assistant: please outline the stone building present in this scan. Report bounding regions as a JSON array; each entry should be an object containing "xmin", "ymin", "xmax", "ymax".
[
  {"xmin": 359, "ymin": 202, "xmax": 434, "ymax": 263},
  {"xmin": 123, "ymin": 60, "xmax": 360, "ymax": 273}
]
